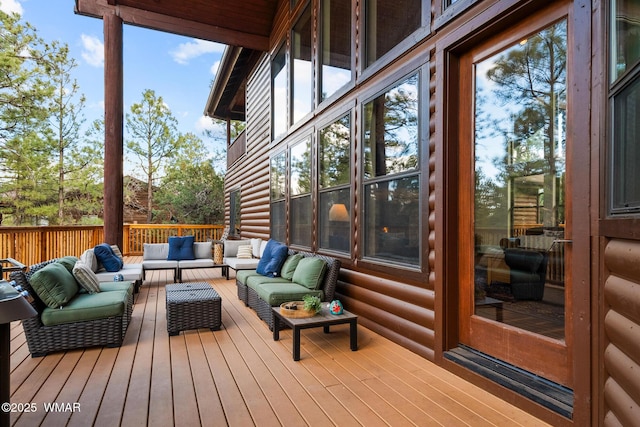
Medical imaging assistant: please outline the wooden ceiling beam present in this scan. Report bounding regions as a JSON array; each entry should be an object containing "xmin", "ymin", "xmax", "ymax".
[{"xmin": 75, "ymin": 0, "xmax": 269, "ymax": 51}]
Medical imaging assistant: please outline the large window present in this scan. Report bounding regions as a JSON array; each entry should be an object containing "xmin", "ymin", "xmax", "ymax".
[
  {"xmin": 364, "ymin": 0, "xmax": 422, "ymax": 68},
  {"xmin": 610, "ymin": 0, "xmax": 640, "ymax": 213},
  {"xmin": 362, "ymin": 74, "xmax": 420, "ymax": 264},
  {"xmin": 292, "ymin": 5, "xmax": 313, "ymax": 124},
  {"xmin": 319, "ymin": 114, "xmax": 351, "ymax": 252},
  {"xmin": 272, "ymin": 1, "xmax": 354, "ymax": 139},
  {"xmin": 272, "ymin": 45, "xmax": 288, "ymax": 139},
  {"xmin": 363, "ymin": 75, "xmax": 419, "ymax": 178},
  {"xmin": 270, "ymin": 152, "xmax": 286, "ymax": 241},
  {"xmin": 611, "ymin": 0, "xmax": 640, "ymax": 82},
  {"xmin": 290, "ymin": 138, "xmax": 312, "ymax": 246},
  {"xmin": 320, "ymin": 0, "xmax": 352, "ymax": 102}
]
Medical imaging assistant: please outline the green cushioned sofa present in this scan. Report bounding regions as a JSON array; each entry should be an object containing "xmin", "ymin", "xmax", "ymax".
[
  {"xmin": 236, "ymin": 249, "xmax": 341, "ymax": 330},
  {"xmin": 10, "ymin": 259, "xmax": 134, "ymax": 357}
]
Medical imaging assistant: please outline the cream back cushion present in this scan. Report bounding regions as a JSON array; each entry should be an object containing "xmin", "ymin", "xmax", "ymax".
[
  {"xmin": 237, "ymin": 245, "xmax": 253, "ymax": 259},
  {"xmin": 73, "ymin": 261, "xmax": 101, "ymax": 294},
  {"xmin": 80, "ymin": 249, "xmax": 98, "ymax": 273}
]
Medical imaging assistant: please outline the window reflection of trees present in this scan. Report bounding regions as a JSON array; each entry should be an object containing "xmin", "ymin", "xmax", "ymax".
[
  {"xmin": 290, "ymin": 138, "xmax": 311, "ymax": 195},
  {"xmin": 363, "ymin": 74, "xmax": 419, "ymax": 179},
  {"xmin": 320, "ymin": 115, "xmax": 350, "ymax": 188},
  {"xmin": 362, "ymin": 73, "xmax": 421, "ymax": 265},
  {"xmin": 475, "ymin": 21, "xmax": 567, "ymax": 233},
  {"xmin": 319, "ymin": 115, "xmax": 351, "ymax": 252}
]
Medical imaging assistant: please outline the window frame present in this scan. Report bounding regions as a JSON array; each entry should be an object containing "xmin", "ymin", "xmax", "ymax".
[
  {"xmin": 607, "ymin": 0, "xmax": 640, "ymax": 216},
  {"xmin": 229, "ymin": 188, "xmax": 241, "ymax": 237},
  {"xmin": 270, "ymin": 151, "xmax": 287, "ymax": 242},
  {"xmin": 271, "ymin": 43, "xmax": 289, "ymax": 142},
  {"xmin": 359, "ymin": 70, "xmax": 423, "ymax": 268},
  {"xmin": 291, "ymin": 2, "xmax": 314, "ymax": 126},
  {"xmin": 318, "ymin": 0, "xmax": 355, "ymax": 106},
  {"xmin": 318, "ymin": 111, "xmax": 353, "ymax": 254},
  {"xmin": 359, "ymin": 0, "xmax": 430, "ymax": 79},
  {"xmin": 288, "ymin": 135, "xmax": 314, "ymax": 248}
]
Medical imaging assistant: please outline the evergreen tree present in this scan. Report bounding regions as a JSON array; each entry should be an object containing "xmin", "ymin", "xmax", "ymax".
[
  {"xmin": 126, "ymin": 89, "xmax": 184, "ymax": 222},
  {"xmin": 0, "ymin": 10, "xmax": 55, "ymax": 225},
  {"xmin": 43, "ymin": 40, "xmax": 104, "ymax": 224},
  {"xmin": 156, "ymin": 133, "xmax": 224, "ymax": 224}
]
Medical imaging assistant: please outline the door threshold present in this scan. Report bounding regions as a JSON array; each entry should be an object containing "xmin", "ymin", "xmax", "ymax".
[{"xmin": 444, "ymin": 345, "xmax": 573, "ymax": 419}]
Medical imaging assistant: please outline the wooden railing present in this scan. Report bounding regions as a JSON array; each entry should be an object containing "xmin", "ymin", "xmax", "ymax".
[
  {"xmin": 125, "ymin": 224, "xmax": 225, "ymax": 255},
  {"xmin": 227, "ymin": 129, "xmax": 246, "ymax": 168},
  {"xmin": 0, "ymin": 224, "xmax": 225, "ymax": 278}
]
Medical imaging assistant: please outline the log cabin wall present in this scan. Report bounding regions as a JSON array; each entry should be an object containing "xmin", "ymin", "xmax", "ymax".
[
  {"xmin": 220, "ymin": 0, "xmax": 635, "ymax": 424},
  {"xmin": 223, "ymin": 0, "xmax": 438, "ymax": 361},
  {"xmin": 602, "ymin": 239, "xmax": 640, "ymax": 426},
  {"xmin": 224, "ymin": 55, "xmax": 272, "ymax": 240}
]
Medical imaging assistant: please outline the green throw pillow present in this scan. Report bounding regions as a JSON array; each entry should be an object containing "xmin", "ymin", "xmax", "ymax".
[
  {"xmin": 291, "ymin": 257, "xmax": 327, "ymax": 290},
  {"xmin": 280, "ymin": 254, "xmax": 303, "ymax": 281},
  {"xmin": 56, "ymin": 256, "xmax": 79, "ymax": 274},
  {"xmin": 30, "ymin": 262, "xmax": 79, "ymax": 308}
]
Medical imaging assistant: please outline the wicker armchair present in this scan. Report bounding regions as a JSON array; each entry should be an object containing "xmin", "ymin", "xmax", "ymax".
[{"xmin": 10, "ymin": 260, "xmax": 134, "ymax": 357}]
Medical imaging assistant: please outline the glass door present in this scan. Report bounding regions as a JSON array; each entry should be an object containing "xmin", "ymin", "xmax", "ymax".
[{"xmin": 457, "ymin": 14, "xmax": 572, "ymax": 388}]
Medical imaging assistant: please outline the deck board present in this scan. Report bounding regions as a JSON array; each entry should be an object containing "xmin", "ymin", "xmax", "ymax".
[{"xmin": 8, "ymin": 258, "xmax": 551, "ymax": 426}]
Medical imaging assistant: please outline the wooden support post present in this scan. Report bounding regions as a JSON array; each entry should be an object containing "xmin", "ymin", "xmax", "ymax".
[{"xmin": 103, "ymin": 12, "xmax": 124, "ymax": 249}]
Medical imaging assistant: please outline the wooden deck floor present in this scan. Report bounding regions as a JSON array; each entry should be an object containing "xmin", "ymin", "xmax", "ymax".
[{"xmin": 8, "ymin": 259, "xmax": 550, "ymax": 426}]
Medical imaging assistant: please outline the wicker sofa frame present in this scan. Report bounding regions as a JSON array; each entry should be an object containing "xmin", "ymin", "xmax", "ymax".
[
  {"xmin": 237, "ymin": 250, "xmax": 341, "ymax": 330},
  {"xmin": 10, "ymin": 260, "xmax": 134, "ymax": 357}
]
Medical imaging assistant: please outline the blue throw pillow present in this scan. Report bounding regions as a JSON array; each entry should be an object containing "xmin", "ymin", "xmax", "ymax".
[
  {"xmin": 256, "ymin": 239, "xmax": 277, "ymax": 275},
  {"xmin": 256, "ymin": 239, "xmax": 288, "ymax": 277},
  {"xmin": 167, "ymin": 235, "xmax": 195, "ymax": 260},
  {"xmin": 93, "ymin": 243, "xmax": 124, "ymax": 272}
]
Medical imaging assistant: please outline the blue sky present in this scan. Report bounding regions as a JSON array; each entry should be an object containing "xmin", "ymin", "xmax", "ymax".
[{"xmin": 1, "ymin": 0, "xmax": 227, "ymax": 170}]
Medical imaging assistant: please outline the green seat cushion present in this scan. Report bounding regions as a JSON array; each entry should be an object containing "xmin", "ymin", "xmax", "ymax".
[
  {"xmin": 246, "ymin": 275, "xmax": 291, "ymax": 291},
  {"xmin": 280, "ymin": 254, "xmax": 303, "ymax": 280},
  {"xmin": 236, "ymin": 269, "xmax": 260, "ymax": 285},
  {"xmin": 30, "ymin": 262, "xmax": 79, "ymax": 308},
  {"xmin": 254, "ymin": 282, "xmax": 323, "ymax": 306},
  {"xmin": 292, "ymin": 257, "xmax": 327, "ymax": 290},
  {"xmin": 40, "ymin": 290, "xmax": 129, "ymax": 326}
]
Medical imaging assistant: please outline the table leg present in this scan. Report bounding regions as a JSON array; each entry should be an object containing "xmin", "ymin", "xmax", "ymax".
[
  {"xmin": 273, "ymin": 317, "xmax": 280, "ymax": 341},
  {"xmin": 293, "ymin": 326, "xmax": 301, "ymax": 361},
  {"xmin": 350, "ymin": 319, "xmax": 358, "ymax": 351},
  {"xmin": 323, "ymin": 325, "xmax": 330, "ymax": 333}
]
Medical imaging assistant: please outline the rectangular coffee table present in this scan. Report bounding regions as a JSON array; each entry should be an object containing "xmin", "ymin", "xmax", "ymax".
[{"xmin": 272, "ymin": 307, "xmax": 358, "ymax": 361}]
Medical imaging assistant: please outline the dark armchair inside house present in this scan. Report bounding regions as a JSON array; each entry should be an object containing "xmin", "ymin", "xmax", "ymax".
[{"xmin": 503, "ymin": 247, "xmax": 549, "ymax": 301}]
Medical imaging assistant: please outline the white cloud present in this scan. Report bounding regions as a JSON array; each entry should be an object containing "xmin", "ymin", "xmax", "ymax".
[
  {"xmin": 80, "ymin": 34, "xmax": 104, "ymax": 67},
  {"xmin": 210, "ymin": 60, "xmax": 221, "ymax": 77},
  {"xmin": 195, "ymin": 115, "xmax": 216, "ymax": 133},
  {"xmin": 170, "ymin": 39, "xmax": 224, "ymax": 65},
  {"xmin": 0, "ymin": 0, "xmax": 23, "ymax": 15}
]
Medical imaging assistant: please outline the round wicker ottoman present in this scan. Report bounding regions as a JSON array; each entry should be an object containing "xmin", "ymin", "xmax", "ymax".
[{"xmin": 166, "ymin": 282, "xmax": 222, "ymax": 335}]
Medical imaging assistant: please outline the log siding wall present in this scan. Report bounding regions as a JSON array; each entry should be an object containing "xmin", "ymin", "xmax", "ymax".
[
  {"xmin": 222, "ymin": 0, "xmax": 635, "ymax": 424},
  {"xmin": 224, "ymin": 1, "xmax": 438, "ymax": 362},
  {"xmin": 225, "ymin": 55, "xmax": 272, "ymax": 239},
  {"xmin": 603, "ymin": 239, "xmax": 640, "ymax": 426}
]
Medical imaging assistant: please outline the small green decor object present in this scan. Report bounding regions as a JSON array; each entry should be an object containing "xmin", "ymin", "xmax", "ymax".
[{"xmin": 303, "ymin": 295, "xmax": 322, "ymax": 314}]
